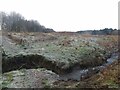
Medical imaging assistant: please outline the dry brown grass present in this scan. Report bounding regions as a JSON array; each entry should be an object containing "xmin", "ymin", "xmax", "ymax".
[{"xmin": 77, "ymin": 60, "xmax": 119, "ymax": 88}]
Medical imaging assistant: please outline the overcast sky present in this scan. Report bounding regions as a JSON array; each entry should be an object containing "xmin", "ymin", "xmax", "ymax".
[{"xmin": 0, "ymin": 0, "xmax": 119, "ymax": 31}]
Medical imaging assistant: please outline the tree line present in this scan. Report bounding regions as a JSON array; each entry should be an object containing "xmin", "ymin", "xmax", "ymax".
[
  {"xmin": 77, "ymin": 28, "xmax": 118, "ymax": 35},
  {"xmin": 0, "ymin": 12, "xmax": 54, "ymax": 32}
]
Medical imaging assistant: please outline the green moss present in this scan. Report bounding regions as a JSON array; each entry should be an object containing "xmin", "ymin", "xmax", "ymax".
[
  {"xmin": 105, "ymin": 80, "xmax": 119, "ymax": 88},
  {"xmin": 2, "ymin": 73, "xmax": 13, "ymax": 88}
]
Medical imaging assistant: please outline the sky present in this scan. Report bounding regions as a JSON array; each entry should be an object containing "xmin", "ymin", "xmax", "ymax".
[{"xmin": 0, "ymin": 0, "xmax": 119, "ymax": 31}]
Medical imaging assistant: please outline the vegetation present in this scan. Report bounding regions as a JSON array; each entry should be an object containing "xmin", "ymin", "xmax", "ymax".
[
  {"xmin": 0, "ymin": 12, "xmax": 54, "ymax": 32},
  {"xmin": 77, "ymin": 28, "xmax": 118, "ymax": 35},
  {"xmin": 53, "ymin": 61, "xmax": 119, "ymax": 88},
  {"xmin": 1, "ymin": 12, "xmax": 119, "ymax": 89}
]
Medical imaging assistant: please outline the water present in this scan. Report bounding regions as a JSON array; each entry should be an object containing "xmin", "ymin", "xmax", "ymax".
[{"xmin": 59, "ymin": 53, "xmax": 118, "ymax": 81}]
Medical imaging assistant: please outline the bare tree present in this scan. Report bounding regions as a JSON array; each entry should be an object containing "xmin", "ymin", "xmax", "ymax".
[{"xmin": 0, "ymin": 11, "xmax": 55, "ymax": 32}]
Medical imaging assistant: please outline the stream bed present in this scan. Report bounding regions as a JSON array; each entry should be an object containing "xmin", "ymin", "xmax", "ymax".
[{"xmin": 59, "ymin": 53, "xmax": 119, "ymax": 81}]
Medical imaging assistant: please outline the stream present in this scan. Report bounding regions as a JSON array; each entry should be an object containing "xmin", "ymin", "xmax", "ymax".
[{"xmin": 59, "ymin": 53, "xmax": 119, "ymax": 81}]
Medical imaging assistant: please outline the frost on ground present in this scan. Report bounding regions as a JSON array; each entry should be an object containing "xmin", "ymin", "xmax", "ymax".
[
  {"xmin": 1, "ymin": 32, "xmax": 119, "ymax": 88},
  {"xmin": 2, "ymin": 68, "xmax": 59, "ymax": 88}
]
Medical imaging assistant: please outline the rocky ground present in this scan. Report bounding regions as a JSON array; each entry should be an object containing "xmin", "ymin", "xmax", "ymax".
[{"xmin": 1, "ymin": 31, "xmax": 119, "ymax": 88}]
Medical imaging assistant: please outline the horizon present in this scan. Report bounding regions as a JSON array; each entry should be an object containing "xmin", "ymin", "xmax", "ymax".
[{"xmin": 0, "ymin": 0, "xmax": 119, "ymax": 31}]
